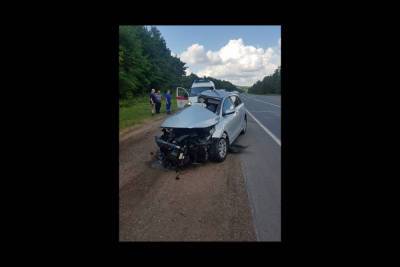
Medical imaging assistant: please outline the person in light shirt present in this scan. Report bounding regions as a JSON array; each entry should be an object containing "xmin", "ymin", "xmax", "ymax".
[{"xmin": 149, "ymin": 89, "xmax": 157, "ymax": 115}]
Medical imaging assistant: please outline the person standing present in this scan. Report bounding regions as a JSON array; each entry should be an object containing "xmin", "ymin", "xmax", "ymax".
[
  {"xmin": 149, "ymin": 89, "xmax": 157, "ymax": 115},
  {"xmin": 155, "ymin": 90, "xmax": 162, "ymax": 113},
  {"xmin": 165, "ymin": 90, "xmax": 172, "ymax": 114}
]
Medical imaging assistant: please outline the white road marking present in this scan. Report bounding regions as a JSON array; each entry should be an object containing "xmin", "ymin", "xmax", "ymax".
[
  {"xmin": 250, "ymin": 98, "xmax": 281, "ymax": 108},
  {"xmin": 242, "ymin": 94, "xmax": 281, "ymax": 108},
  {"xmin": 246, "ymin": 108, "xmax": 281, "ymax": 146},
  {"xmin": 249, "ymin": 110, "xmax": 280, "ymax": 115}
]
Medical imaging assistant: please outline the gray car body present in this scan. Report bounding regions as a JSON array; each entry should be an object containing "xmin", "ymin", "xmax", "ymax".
[{"xmin": 161, "ymin": 89, "xmax": 246, "ymax": 145}]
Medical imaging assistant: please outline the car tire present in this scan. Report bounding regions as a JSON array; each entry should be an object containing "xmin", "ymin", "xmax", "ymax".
[
  {"xmin": 240, "ymin": 116, "xmax": 247, "ymax": 135},
  {"xmin": 210, "ymin": 134, "xmax": 228, "ymax": 162}
]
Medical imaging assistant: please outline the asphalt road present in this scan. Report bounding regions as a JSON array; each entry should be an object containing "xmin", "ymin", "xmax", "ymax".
[{"xmin": 233, "ymin": 93, "xmax": 281, "ymax": 241}]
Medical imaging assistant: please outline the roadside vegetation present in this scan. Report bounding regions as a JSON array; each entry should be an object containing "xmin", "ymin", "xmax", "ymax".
[
  {"xmin": 119, "ymin": 25, "xmax": 243, "ymax": 99},
  {"xmin": 119, "ymin": 25, "xmax": 243, "ymax": 130},
  {"xmin": 119, "ymin": 96, "xmax": 177, "ymax": 131},
  {"xmin": 235, "ymin": 85, "xmax": 250, "ymax": 93},
  {"xmin": 248, "ymin": 67, "xmax": 281, "ymax": 95}
]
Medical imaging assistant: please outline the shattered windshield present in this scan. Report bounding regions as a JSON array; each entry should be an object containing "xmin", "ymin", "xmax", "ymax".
[
  {"xmin": 190, "ymin": 87, "xmax": 213, "ymax": 97},
  {"xmin": 198, "ymin": 96, "xmax": 221, "ymax": 114}
]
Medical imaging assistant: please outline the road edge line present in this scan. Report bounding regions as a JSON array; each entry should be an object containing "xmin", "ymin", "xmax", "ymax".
[
  {"xmin": 242, "ymin": 94, "xmax": 281, "ymax": 108},
  {"xmin": 250, "ymin": 98, "xmax": 281, "ymax": 108},
  {"xmin": 246, "ymin": 109, "xmax": 281, "ymax": 146}
]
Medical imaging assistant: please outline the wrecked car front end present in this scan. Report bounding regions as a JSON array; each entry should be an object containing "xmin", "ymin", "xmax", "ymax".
[
  {"xmin": 155, "ymin": 126, "xmax": 215, "ymax": 168},
  {"xmin": 155, "ymin": 105, "xmax": 220, "ymax": 168}
]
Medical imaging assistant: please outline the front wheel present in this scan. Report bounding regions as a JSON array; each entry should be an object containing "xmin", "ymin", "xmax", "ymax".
[{"xmin": 210, "ymin": 135, "xmax": 228, "ymax": 162}]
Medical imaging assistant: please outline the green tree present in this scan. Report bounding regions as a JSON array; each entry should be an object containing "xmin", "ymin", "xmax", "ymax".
[
  {"xmin": 119, "ymin": 25, "xmax": 246, "ymax": 99},
  {"xmin": 248, "ymin": 67, "xmax": 281, "ymax": 94},
  {"xmin": 119, "ymin": 25, "xmax": 187, "ymax": 99}
]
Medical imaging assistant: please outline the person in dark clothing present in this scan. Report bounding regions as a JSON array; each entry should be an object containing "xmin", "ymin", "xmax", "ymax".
[
  {"xmin": 165, "ymin": 90, "xmax": 172, "ymax": 114},
  {"xmin": 149, "ymin": 89, "xmax": 157, "ymax": 115},
  {"xmin": 155, "ymin": 90, "xmax": 162, "ymax": 113}
]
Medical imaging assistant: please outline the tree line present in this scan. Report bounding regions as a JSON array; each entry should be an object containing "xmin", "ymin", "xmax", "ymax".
[
  {"xmin": 119, "ymin": 25, "xmax": 241, "ymax": 99},
  {"xmin": 119, "ymin": 25, "xmax": 186, "ymax": 99},
  {"xmin": 248, "ymin": 67, "xmax": 281, "ymax": 94}
]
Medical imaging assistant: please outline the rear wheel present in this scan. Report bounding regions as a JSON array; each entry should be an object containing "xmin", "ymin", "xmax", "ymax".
[{"xmin": 210, "ymin": 134, "xmax": 228, "ymax": 162}]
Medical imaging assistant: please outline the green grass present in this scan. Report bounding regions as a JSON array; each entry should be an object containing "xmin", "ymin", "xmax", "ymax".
[{"xmin": 119, "ymin": 96, "xmax": 177, "ymax": 131}]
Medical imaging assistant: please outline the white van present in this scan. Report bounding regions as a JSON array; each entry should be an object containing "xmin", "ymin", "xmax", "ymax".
[
  {"xmin": 176, "ymin": 79, "xmax": 216, "ymax": 108},
  {"xmin": 189, "ymin": 79, "xmax": 215, "ymax": 104}
]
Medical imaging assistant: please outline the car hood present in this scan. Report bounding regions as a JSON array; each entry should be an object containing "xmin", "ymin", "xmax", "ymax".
[{"xmin": 161, "ymin": 105, "xmax": 220, "ymax": 129}]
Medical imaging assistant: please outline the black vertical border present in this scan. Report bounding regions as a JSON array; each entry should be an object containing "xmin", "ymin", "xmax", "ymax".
[{"xmin": 112, "ymin": 24, "xmax": 119, "ymax": 244}]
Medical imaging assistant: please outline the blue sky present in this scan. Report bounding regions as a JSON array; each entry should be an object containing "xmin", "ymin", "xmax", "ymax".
[
  {"xmin": 157, "ymin": 26, "xmax": 281, "ymax": 54},
  {"xmin": 155, "ymin": 26, "xmax": 281, "ymax": 86}
]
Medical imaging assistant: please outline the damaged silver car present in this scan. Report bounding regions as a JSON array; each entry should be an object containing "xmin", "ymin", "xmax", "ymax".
[{"xmin": 155, "ymin": 89, "xmax": 247, "ymax": 168}]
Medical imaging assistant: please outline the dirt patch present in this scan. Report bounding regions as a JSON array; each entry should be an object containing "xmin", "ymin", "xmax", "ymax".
[{"xmin": 119, "ymin": 118, "xmax": 256, "ymax": 241}]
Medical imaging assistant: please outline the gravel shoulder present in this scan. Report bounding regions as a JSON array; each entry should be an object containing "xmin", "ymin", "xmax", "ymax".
[{"xmin": 119, "ymin": 116, "xmax": 256, "ymax": 241}]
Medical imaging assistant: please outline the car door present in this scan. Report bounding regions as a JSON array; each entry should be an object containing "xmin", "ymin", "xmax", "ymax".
[
  {"xmin": 176, "ymin": 87, "xmax": 189, "ymax": 109},
  {"xmin": 229, "ymin": 95, "xmax": 243, "ymax": 140},
  {"xmin": 221, "ymin": 97, "xmax": 237, "ymax": 143},
  {"xmin": 236, "ymin": 97, "xmax": 246, "ymax": 134}
]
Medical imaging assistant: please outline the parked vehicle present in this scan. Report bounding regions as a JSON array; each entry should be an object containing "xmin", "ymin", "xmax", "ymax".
[
  {"xmin": 189, "ymin": 79, "xmax": 215, "ymax": 104},
  {"xmin": 176, "ymin": 79, "xmax": 216, "ymax": 108},
  {"xmin": 155, "ymin": 89, "xmax": 247, "ymax": 168}
]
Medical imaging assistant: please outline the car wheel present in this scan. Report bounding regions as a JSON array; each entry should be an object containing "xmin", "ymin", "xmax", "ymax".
[
  {"xmin": 210, "ymin": 134, "xmax": 228, "ymax": 162},
  {"xmin": 240, "ymin": 116, "xmax": 247, "ymax": 135}
]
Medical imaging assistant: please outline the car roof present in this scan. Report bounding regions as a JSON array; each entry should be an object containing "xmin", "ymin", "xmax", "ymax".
[
  {"xmin": 191, "ymin": 80, "xmax": 215, "ymax": 88},
  {"xmin": 193, "ymin": 78, "xmax": 210, "ymax": 83},
  {"xmin": 199, "ymin": 89, "xmax": 239, "ymax": 99}
]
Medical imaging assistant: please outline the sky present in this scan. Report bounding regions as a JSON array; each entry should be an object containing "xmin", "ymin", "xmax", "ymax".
[{"xmin": 156, "ymin": 26, "xmax": 281, "ymax": 86}]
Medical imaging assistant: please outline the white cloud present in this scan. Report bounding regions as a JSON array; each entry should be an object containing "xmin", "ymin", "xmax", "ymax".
[
  {"xmin": 179, "ymin": 43, "xmax": 207, "ymax": 64},
  {"xmin": 185, "ymin": 67, "xmax": 192, "ymax": 75},
  {"xmin": 206, "ymin": 50, "xmax": 222, "ymax": 65},
  {"xmin": 178, "ymin": 38, "xmax": 281, "ymax": 86}
]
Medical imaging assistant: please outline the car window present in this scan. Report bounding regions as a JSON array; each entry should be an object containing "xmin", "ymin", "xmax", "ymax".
[
  {"xmin": 235, "ymin": 96, "xmax": 242, "ymax": 106},
  {"xmin": 222, "ymin": 97, "xmax": 234, "ymax": 114},
  {"xmin": 200, "ymin": 97, "xmax": 221, "ymax": 114},
  {"xmin": 229, "ymin": 96, "xmax": 236, "ymax": 106},
  {"xmin": 230, "ymin": 95, "xmax": 241, "ymax": 107}
]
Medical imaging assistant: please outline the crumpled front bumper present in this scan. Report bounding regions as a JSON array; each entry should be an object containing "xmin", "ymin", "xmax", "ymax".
[
  {"xmin": 155, "ymin": 136, "xmax": 185, "ymax": 162},
  {"xmin": 155, "ymin": 136, "xmax": 181, "ymax": 150}
]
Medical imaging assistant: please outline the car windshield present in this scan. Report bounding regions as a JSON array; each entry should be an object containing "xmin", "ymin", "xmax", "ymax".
[
  {"xmin": 190, "ymin": 87, "xmax": 213, "ymax": 97},
  {"xmin": 198, "ymin": 96, "xmax": 221, "ymax": 114}
]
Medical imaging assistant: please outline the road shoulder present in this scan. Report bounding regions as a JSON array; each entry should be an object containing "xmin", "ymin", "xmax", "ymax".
[{"xmin": 119, "ymin": 117, "xmax": 256, "ymax": 241}]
